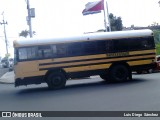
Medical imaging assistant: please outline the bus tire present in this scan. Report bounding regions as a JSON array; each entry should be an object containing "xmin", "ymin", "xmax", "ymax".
[
  {"xmin": 136, "ymin": 71, "xmax": 142, "ymax": 74},
  {"xmin": 47, "ymin": 72, "xmax": 66, "ymax": 89},
  {"xmin": 109, "ymin": 64, "xmax": 129, "ymax": 82},
  {"xmin": 100, "ymin": 74, "xmax": 110, "ymax": 81},
  {"xmin": 100, "ymin": 74, "xmax": 106, "ymax": 80},
  {"xmin": 147, "ymin": 69, "xmax": 153, "ymax": 74}
]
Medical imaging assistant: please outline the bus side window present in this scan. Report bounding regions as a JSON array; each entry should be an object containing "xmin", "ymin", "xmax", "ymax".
[
  {"xmin": 128, "ymin": 38, "xmax": 142, "ymax": 50},
  {"xmin": 105, "ymin": 40, "xmax": 113, "ymax": 53},
  {"xmin": 18, "ymin": 48, "xmax": 27, "ymax": 60},
  {"xmin": 18, "ymin": 47, "xmax": 37, "ymax": 60},
  {"xmin": 129, "ymin": 38, "xmax": 152, "ymax": 50},
  {"xmin": 83, "ymin": 41, "xmax": 96, "ymax": 55},
  {"xmin": 113, "ymin": 39, "xmax": 129, "ymax": 52},
  {"xmin": 51, "ymin": 45, "xmax": 57, "ymax": 57},
  {"xmin": 141, "ymin": 37, "xmax": 154, "ymax": 49},
  {"xmin": 38, "ymin": 45, "xmax": 52, "ymax": 58},
  {"xmin": 27, "ymin": 47, "xmax": 37, "ymax": 59},
  {"xmin": 56, "ymin": 44, "xmax": 68, "ymax": 57},
  {"xmin": 96, "ymin": 41, "xmax": 106, "ymax": 53},
  {"xmin": 68, "ymin": 43, "xmax": 82, "ymax": 56}
]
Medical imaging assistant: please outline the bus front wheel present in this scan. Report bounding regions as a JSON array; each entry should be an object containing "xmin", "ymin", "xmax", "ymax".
[
  {"xmin": 47, "ymin": 72, "xmax": 66, "ymax": 89},
  {"xmin": 109, "ymin": 65, "xmax": 129, "ymax": 82}
]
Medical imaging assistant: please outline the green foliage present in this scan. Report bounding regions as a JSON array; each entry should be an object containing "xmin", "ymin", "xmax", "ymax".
[
  {"xmin": 2, "ymin": 54, "xmax": 10, "ymax": 60},
  {"xmin": 19, "ymin": 30, "xmax": 36, "ymax": 38},
  {"xmin": 97, "ymin": 29, "xmax": 105, "ymax": 32},
  {"xmin": 5, "ymin": 53, "xmax": 11, "ymax": 58},
  {"xmin": 109, "ymin": 13, "xmax": 123, "ymax": 31},
  {"xmin": 153, "ymin": 30, "xmax": 160, "ymax": 44},
  {"xmin": 153, "ymin": 30, "xmax": 160, "ymax": 55},
  {"xmin": 19, "ymin": 29, "xmax": 29, "ymax": 38},
  {"xmin": 156, "ymin": 43, "xmax": 160, "ymax": 55}
]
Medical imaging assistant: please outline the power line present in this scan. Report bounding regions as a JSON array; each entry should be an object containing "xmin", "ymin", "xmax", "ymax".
[{"xmin": 0, "ymin": 36, "xmax": 17, "ymax": 38}]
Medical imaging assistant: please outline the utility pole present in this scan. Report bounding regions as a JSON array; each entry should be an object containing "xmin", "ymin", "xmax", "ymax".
[
  {"xmin": 103, "ymin": 0, "xmax": 111, "ymax": 32},
  {"xmin": 26, "ymin": 0, "xmax": 35, "ymax": 38},
  {"xmin": 0, "ymin": 12, "xmax": 8, "ymax": 55}
]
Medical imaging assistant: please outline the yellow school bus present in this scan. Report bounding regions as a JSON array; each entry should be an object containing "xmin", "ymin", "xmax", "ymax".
[{"xmin": 13, "ymin": 29, "xmax": 156, "ymax": 89}]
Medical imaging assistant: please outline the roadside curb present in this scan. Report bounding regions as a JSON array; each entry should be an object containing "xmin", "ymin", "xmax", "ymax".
[
  {"xmin": 0, "ymin": 71, "xmax": 15, "ymax": 84},
  {"xmin": 0, "ymin": 81, "xmax": 14, "ymax": 84},
  {"xmin": 90, "ymin": 75, "xmax": 100, "ymax": 78}
]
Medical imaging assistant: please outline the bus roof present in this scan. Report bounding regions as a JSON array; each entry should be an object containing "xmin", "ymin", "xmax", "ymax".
[{"xmin": 14, "ymin": 29, "xmax": 153, "ymax": 48}]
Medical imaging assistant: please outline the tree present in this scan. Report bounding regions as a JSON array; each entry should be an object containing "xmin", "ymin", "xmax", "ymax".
[
  {"xmin": 151, "ymin": 22, "xmax": 159, "ymax": 26},
  {"xmin": 97, "ymin": 13, "xmax": 123, "ymax": 32},
  {"xmin": 19, "ymin": 30, "xmax": 29, "ymax": 38},
  {"xmin": 19, "ymin": 30, "xmax": 36, "ymax": 38},
  {"xmin": 109, "ymin": 13, "xmax": 123, "ymax": 31},
  {"xmin": 2, "ymin": 53, "xmax": 11, "ymax": 60},
  {"xmin": 5, "ymin": 53, "xmax": 11, "ymax": 58}
]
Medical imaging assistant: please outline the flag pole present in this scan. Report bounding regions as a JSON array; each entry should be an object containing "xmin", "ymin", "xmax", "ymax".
[
  {"xmin": 103, "ymin": 0, "xmax": 111, "ymax": 32},
  {"xmin": 103, "ymin": 0, "xmax": 108, "ymax": 32},
  {"xmin": 106, "ymin": 0, "xmax": 111, "ymax": 32}
]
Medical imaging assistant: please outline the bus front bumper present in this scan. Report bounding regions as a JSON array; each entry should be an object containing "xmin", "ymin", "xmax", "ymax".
[{"xmin": 15, "ymin": 76, "xmax": 45, "ymax": 87}]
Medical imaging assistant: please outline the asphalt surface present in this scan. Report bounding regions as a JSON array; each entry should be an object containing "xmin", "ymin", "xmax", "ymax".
[
  {"xmin": 0, "ymin": 68, "xmax": 9, "ymax": 77},
  {"xmin": 0, "ymin": 72, "xmax": 160, "ymax": 120}
]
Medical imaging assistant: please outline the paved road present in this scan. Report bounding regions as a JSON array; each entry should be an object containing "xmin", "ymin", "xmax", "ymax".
[
  {"xmin": 0, "ymin": 68, "xmax": 8, "ymax": 77},
  {"xmin": 0, "ymin": 72, "xmax": 160, "ymax": 120}
]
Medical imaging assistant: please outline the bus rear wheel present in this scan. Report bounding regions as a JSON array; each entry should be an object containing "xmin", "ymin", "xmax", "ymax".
[
  {"xmin": 47, "ymin": 72, "xmax": 66, "ymax": 89},
  {"xmin": 109, "ymin": 65, "xmax": 129, "ymax": 82}
]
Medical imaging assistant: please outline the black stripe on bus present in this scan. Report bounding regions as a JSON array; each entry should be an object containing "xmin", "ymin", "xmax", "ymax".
[
  {"xmin": 39, "ymin": 53, "xmax": 155, "ymax": 66},
  {"xmin": 39, "ymin": 57, "xmax": 154, "ymax": 71}
]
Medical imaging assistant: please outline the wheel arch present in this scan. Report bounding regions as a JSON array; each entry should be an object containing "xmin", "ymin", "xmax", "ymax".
[
  {"xmin": 109, "ymin": 61, "xmax": 131, "ymax": 71},
  {"xmin": 109, "ymin": 61, "xmax": 132, "ymax": 80},
  {"xmin": 43, "ymin": 68, "xmax": 68, "ymax": 82}
]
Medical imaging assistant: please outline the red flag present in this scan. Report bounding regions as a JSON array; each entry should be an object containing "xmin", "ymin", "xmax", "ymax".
[{"xmin": 82, "ymin": 0, "xmax": 104, "ymax": 15}]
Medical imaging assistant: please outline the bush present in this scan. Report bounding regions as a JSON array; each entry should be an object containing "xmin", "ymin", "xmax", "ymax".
[
  {"xmin": 156, "ymin": 43, "xmax": 160, "ymax": 55},
  {"xmin": 153, "ymin": 30, "xmax": 160, "ymax": 44},
  {"xmin": 153, "ymin": 30, "xmax": 160, "ymax": 55}
]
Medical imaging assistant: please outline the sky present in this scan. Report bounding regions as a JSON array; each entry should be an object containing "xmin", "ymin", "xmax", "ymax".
[{"xmin": 0, "ymin": 0, "xmax": 160, "ymax": 58}]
